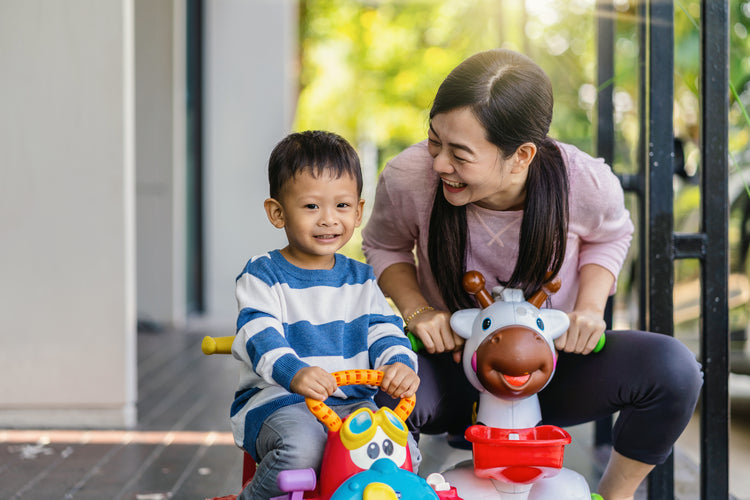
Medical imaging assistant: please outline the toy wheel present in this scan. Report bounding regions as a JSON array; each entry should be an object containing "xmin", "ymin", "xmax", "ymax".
[{"xmin": 305, "ymin": 369, "xmax": 416, "ymax": 432}]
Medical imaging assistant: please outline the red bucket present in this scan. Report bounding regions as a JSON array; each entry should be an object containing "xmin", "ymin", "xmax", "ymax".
[{"xmin": 465, "ymin": 425, "xmax": 571, "ymax": 483}]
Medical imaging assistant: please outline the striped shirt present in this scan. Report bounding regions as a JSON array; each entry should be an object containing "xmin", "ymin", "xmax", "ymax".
[{"xmin": 230, "ymin": 250, "xmax": 416, "ymax": 459}]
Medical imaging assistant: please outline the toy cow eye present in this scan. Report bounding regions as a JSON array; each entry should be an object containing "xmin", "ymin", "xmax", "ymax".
[
  {"xmin": 367, "ymin": 442, "xmax": 380, "ymax": 459},
  {"xmin": 482, "ymin": 318, "xmax": 492, "ymax": 330},
  {"xmin": 536, "ymin": 318, "xmax": 545, "ymax": 330}
]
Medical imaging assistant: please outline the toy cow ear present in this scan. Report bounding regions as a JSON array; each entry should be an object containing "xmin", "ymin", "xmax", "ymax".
[
  {"xmin": 538, "ymin": 309, "xmax": 570, "ymax": 340},
  {"xmin": 450, "ymin": 309, "xmax": 480, "ymax": 339}
]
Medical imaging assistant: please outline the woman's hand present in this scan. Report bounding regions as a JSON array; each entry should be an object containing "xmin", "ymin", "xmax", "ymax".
[
  {"xmin": 556, "ymin": 309, "xmax": 606, "ymax": 354},
  {"xmin": 290, "ymin": 366, "xmax": 338, "ymax": 401},
  {"xmin": 554, "ymin": 263, "xmax": 612, "ymax": 354},
  {"xmin": 379, "ymin": 362, "xmax": 420, "ymax": 399},
  {"xmin": 408, "ymin": 308, "xmax": 465, "ymax": 362}
]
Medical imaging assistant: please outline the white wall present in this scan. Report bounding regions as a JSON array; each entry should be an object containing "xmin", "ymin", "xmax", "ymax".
[
  {"xmin": 203, "ymin": 0, "xmax": 296, "ymax": 326},
  {"xmin": 135, "ymin": 0, "xmax": 186, "ymax": 328},
  {"xmin": 0, "ymin": 0, "xmax": 137, "ymax": 427}
]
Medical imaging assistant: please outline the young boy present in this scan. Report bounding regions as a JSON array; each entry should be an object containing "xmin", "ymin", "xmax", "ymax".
[{"xmin": 231, "ymin": 130, "xmax": 419, "ymax": 500}]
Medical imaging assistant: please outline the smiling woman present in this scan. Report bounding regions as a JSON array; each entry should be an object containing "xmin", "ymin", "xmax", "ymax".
[{"xmin": 362, "ymin": 48, "xmax": 703, "ymax": 500}]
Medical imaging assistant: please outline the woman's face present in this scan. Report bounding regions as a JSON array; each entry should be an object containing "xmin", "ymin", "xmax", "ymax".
[{"xmin": 428, "ymin": 107, "xmax": 528, "ymax": 211}]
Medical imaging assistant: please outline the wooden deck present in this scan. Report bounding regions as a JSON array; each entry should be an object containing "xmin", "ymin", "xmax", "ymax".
[
  {"xmin": 1, "ymin": 327, "xmax": 741, "ymax": 500},
  {"xmin": 1, "ymin": 329, "xmax": 245, "ymax": 500}
]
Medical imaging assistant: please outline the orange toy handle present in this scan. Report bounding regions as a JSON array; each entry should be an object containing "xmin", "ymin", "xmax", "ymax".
[{"xmin": 305, "ymin": 369, "xmax": 416, "ymax": 432}]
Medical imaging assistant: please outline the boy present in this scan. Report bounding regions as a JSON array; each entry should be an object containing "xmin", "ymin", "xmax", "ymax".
[{"xmin": 231, "ymin": 131, "xmax": 419, "ymax": 500}]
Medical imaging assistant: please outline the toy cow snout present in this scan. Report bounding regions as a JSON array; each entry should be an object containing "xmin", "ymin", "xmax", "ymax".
[{"xmin": 451, "ymin": 271, "xmax": 570, "ymax": 400}]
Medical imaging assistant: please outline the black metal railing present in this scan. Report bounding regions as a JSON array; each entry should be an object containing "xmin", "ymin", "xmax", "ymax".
[{"xmin": 595, "ymin": 1, "xmax": 729, "ymax": 499}]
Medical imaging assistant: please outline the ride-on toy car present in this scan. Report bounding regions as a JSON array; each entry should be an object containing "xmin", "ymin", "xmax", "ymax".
[{"xmin": 195, "ymin": 352, "xmax": 454, "ymax": 500}]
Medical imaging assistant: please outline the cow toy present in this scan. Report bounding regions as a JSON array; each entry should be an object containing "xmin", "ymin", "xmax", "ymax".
[{"xmin": 438, "ymin": 271, "xmax": 599, "ymax": 500}]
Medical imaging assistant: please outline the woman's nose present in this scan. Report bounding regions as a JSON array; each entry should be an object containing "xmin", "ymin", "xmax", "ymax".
[{"xmin": 432, "ymin": 152, "xmax": 453, "ymax": 174}]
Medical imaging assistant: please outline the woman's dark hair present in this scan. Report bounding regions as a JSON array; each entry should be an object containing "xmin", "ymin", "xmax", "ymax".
[
  {"xmin": 268, "ymin": 130, "xmax": 362, "ymax": 199},
  {"xmin": 427, "ymin": 49, "xmax": 569, "ymax": 311}
]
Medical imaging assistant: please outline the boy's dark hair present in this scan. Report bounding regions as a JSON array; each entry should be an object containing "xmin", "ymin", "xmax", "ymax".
[
  {"xmin": 427, "ymin": 49, "xmax": 569, "ymax": 311},
  {"xmin": 268, "ymin": 130, "xmax": 363, "ymax": 199}
]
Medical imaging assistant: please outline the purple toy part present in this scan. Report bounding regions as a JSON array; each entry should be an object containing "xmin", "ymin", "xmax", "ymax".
[{"xmin": 272, "ymin": 468, "xmax": 317, "ymax": 500}]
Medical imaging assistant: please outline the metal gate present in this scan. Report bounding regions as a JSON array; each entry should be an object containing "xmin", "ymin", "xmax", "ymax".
[{"xmin": 595, "ymin": 1, "xmax": 729, "ymax": 498}]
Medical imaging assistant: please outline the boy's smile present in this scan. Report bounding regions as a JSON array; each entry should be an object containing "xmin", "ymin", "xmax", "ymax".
[{"xmin": 264, "ymin": 169, "xmax": 364, "ymax": 270}]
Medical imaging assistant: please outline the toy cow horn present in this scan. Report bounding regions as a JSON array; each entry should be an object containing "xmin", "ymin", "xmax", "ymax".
[
  {"xmin": 463, "ymin": 271, "xmax": 494, "ymax": 308},
  {"xmin": 527, "ymin": 275, "xmax": 562, "ymax": 308}
]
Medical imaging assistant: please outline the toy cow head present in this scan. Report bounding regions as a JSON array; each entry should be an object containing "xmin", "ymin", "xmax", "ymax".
[{"xmin": 450, "ymin": 271, "xmax": 569, "ymax": 401}]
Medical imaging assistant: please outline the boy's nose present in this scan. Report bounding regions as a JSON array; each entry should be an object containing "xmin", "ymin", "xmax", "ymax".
[{"xmin": 318, "ymin": 209, "xmax": 338, "ymax": 226}]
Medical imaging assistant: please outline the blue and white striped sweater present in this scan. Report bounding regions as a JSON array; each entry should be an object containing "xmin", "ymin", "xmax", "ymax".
[{"xmin": 230, "ymin": 250, "xmax": 416, "ymax": 459}]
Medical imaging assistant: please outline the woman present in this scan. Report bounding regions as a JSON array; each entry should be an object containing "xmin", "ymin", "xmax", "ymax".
[{"xmin": 362, "ymin": 48, "xmax": 702, "ymax": 500}]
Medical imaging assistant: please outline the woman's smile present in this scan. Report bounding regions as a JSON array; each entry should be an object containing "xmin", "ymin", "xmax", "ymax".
[{"xmin": 441, "ymin": 177, "xmax": 467, "ymax": 193}]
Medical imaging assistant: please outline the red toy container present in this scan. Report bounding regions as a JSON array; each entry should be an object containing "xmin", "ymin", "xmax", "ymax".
[{"xmin": 465, "ymin": 425, "xmax": 571, "ymax": 484}]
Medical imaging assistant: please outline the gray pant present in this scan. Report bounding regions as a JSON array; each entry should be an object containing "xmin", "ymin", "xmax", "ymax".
[{"xmin": 239, "ymin": 400, "xmax": 376, "ymax": 500}]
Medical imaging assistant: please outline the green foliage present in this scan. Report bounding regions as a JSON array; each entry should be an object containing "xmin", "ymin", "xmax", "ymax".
[
  {"xmin": 295, "ymin": 0, "xmax": 750, "ymax": 283},
  {"xmin": 295, "ymin": 0, "xmax": 602, "ymax": 169}
]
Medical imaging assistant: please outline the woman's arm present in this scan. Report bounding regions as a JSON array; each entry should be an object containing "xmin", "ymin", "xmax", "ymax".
[
  {"xmin": 554, "ymin": 263, "xmax": 613, "ymax": 354},
  {"xmin": 378, "ymin": 262, "xmax": 464, "ymax": 360}
]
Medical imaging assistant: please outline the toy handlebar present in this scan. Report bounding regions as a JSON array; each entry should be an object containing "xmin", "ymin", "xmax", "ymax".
[
  {"xmin": 306, "ymin": 369, "xmax": 416, "ymax": 432},
  {"xmin": 593, "ymin": 333, "xmax": 606, "ymax": 353},
  {"xmin": 201, "ymin": 335, "xmax": 234, "ymax": 355}
]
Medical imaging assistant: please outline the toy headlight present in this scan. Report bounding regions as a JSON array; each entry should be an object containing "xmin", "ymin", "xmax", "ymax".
[{"xmin": 340, "ymin": 407, "xmax": 409, "ymax": 451}]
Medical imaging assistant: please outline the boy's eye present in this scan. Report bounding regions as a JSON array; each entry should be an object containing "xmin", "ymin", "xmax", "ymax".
[
  {"xmin": 305, "ymin": 204, "xmax": 318, "ymax": 209},
  {"xmin": 337, "ymin": 202, "xmax": 350, "ymax": 208}
]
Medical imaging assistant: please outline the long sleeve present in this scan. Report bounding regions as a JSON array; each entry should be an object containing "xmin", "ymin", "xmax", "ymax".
[{"xmin": 232, "ymin": 257, "xmax": 309, "ymax": 392}]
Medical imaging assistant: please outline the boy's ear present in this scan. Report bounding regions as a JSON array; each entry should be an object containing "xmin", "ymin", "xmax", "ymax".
[
  {"xmin": 264, "ymin": 198, "xmax": 286, "ymax": 228},
  {"xmin": 354, "ymin": 199, "xmax": 366, "ymax": 227}
]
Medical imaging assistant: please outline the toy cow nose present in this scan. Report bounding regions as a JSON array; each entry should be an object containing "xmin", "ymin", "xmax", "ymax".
[{"xmin": 475, "ymin": 325, "xmax": 555, "ymax": 400}]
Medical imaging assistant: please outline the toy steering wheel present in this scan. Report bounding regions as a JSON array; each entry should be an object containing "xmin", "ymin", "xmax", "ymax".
[{"xmin": 305, "ymin": 369, "xmax": 416, "ymax": 432}]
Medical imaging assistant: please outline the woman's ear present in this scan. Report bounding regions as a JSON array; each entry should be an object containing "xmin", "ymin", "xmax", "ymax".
[
  {"xmin": 511, "ymin": 142, "xmax": 538, "ymax": 173},
  {"xmin": 264, "ymin": 198, "xmax": 286, "ymax": 228}
]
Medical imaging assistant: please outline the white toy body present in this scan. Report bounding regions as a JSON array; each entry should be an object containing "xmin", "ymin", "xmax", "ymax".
[{"xmin": 439, "ymin": 273, "xmax": 593, "ymax": 500}]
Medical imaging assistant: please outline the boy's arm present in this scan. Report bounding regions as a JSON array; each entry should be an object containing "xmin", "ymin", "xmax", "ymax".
[{"xmin": 233, "ymin": 266, "xmax": 310, "ymax": 392}]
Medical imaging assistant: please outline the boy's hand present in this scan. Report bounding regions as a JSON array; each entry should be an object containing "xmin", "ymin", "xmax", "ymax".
[
  {"xmin": 290, "ymin": 366, "xmax": 337, "ymax": 401},
  {"xmin": 378, "ymin": 362, "xmax": 420, "ymax": 399}
]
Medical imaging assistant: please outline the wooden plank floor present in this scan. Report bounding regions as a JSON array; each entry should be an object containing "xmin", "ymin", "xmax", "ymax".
[
  {"xmin": 1, "ymin": 329, "xmax": 245, "ymax": 500},
  {"xmin": 1, "ymin": 327, "xmax": 741, "ymax": 500}
]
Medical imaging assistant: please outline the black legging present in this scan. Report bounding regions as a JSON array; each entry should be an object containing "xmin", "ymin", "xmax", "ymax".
[{"xmin": 376, "ymin": 329, "xmax": 703, "ymax": 465}]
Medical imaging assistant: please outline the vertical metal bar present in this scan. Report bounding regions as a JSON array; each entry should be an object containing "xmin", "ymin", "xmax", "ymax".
[
  {"xmin": 643, "ymin": 0, "xmax": 676, "ymax": 498},
  {"xmin": 699, "ymin": 2, "xmax": 730, "ymax": 498},
  {"xmin": 186, "ymin": 0, "xmax": 204, "ymax": 313},
  {"xmin": 595, "ymin": 0, "xmax": 615, "ymax": 447},
  {"xmin": 596, "ymin": 0, "xmax": 615, "ymax": 165},
  {"xmin": 637, "ymin": 0, "xmax": 648, "ymax": 332}
]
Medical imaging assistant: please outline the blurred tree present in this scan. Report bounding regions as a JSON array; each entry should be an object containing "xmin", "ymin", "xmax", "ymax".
[
  {"xmin": 294, "ymin": 0, "xmax": 750, "ymax": 273},
  {"xmin": 294, "ymin": 0, "xmax": 600, "ymax": 169}
]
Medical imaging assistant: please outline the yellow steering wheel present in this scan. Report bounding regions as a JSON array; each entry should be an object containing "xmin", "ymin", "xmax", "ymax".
[{"xmin": 305, "ymin": 369, "xmax": 415, "ymax": 432}]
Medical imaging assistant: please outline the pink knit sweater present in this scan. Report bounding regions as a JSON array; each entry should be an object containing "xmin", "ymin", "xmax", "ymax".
[{"xmin": 361, "ymin": 140, "xmax": 634, "ymax": 312}]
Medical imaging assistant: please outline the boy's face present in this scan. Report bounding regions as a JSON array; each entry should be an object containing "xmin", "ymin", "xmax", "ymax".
[{"xmin": 264, "ymin": 169, "xmax": 365, "ymax": 269}]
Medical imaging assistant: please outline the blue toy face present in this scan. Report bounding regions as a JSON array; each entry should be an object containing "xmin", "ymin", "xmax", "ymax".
[{"xmin": 330, "ymin": 458, "xmax": 439, "ymax": 500}]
